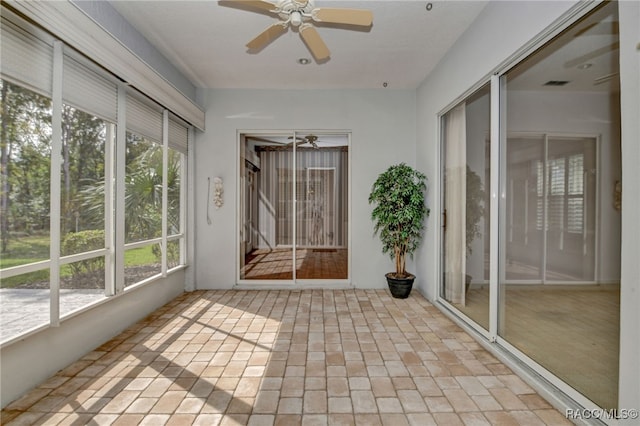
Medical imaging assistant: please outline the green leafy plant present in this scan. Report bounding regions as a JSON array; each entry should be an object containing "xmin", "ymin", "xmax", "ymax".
[
  {"xmin": 368, "ymin": 163, "xmax": 429, "ymax": 278},
  {"xmin": 61, "ymin": 230, "xmax": 105, "ymax": 275},
  {"xmin": 151, "ymin": 240, "xmax": 180, "ymax": 265}
]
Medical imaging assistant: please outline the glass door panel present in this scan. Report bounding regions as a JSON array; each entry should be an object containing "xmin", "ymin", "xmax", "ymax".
[
  {"xmin": 441, "ymin": 84, "xmax": 491, "ymax": 330},
  {"xmin": 545, "ymin": 137, "xmax": 596, "ymax": 281},
  {"xmin": 239, "ymin": 132, "xmax": 349, "ymax": 281},
  {"xmin": 498, "ymin": 1, "xmax": 620, "ymax": 409},
  {"xmin": 240, "ymin": 134, "xmax": 294, "ymax": 280},
  {"xmin": 295, "ymin": 133, "xmax": 349, "ymax": 280},
  {"xmin": 505, "ymin": 136, "xmax": 545, "ymax": 282}
]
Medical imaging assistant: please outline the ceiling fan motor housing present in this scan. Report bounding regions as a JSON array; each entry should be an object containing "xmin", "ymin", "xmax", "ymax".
[
  {"xmin": 244, "ymin": 0, "xmax": 373, "ymax": 62},
  {"xmin": 278, "ymin": 0, "xmax": 314, "ymax": 25}
]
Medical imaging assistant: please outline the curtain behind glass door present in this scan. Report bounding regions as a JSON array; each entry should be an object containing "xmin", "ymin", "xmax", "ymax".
[
  {"xmin": 295, "ymin": 133, "xmax": 348, "ymax": 280},
  {"xmin": 441, "ymin": 84, "xmax": 491, "ymax": 330}
]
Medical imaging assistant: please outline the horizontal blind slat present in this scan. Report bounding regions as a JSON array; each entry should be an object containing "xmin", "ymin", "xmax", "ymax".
[
  {"xmin": 1, "ymin": 18, "xmax": 53, "ymax": 96},
  {"xmin": 169, "ymin": 119, "xmax": 188, "ymax": 154},
  {"xmin": 63, "ymin": 55, "xmax": 117, "ymax": 123},
  {"xmin": 126, "ymin": 93, "xmax": 162, "ymax": 142}
]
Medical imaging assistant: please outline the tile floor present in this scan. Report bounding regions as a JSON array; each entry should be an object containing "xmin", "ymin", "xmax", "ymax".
[{"xmin": 1, "ymin": 289, "xmax": 573, "ymax": 425}]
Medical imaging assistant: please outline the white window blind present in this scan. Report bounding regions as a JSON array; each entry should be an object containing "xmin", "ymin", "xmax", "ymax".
[
  {"xmin": 0, "ymin": 17, "xmax": 53, "ymax": 97},
  {"xmin": 63, "ymin": 53, "xmax": 117, "ymax": 123},
  {"xmin": 568, "ymin": 154, "xmax": 584, "ymax": 195},
  {"xmin": 567, "ymin": 153, "xmax": 584, "ymax": 233},
  {"xmin": 169, "ymin": 116, "xmax": 188, "ymax": 154},
  {"xmin": 126, "ymin": 93, "xmax": 163, "ymax": 143}
]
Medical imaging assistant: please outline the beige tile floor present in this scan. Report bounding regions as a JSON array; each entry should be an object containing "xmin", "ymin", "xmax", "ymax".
[{"xmin": 1, "ymin": 290, "xmax": 573, "ymax": 425}]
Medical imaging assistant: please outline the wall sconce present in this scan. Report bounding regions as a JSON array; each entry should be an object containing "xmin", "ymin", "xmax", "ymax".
[
  {"xmin": 213, "ymin": 177, "xmax": 224, "ymax": 209},
  {"xmin": 613, "ymin": 180, "xmax": 621, "ymax": 211}
]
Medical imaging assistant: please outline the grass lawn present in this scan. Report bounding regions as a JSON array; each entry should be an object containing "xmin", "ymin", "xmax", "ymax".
[
  {"xmin": 1, "ymin": 235, "xmax": 158, "ymax": 288},
  {"xmin": 125, "ymin": 245, "xmax": 158, "ymax": 266},
  {"xmin": 0, "ymin": 234, "xmax": 50, "ymax": 269}
]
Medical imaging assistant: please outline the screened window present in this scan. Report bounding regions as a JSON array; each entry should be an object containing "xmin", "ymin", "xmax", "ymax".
[{"xmin": 0, "ymin": 10, "xmax": 190, "ymax": 343}]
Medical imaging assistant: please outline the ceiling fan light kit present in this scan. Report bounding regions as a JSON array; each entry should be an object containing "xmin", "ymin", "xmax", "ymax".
[{"xmin": 239, "ymin": 0, "xmax": 373, "ymax": 62}]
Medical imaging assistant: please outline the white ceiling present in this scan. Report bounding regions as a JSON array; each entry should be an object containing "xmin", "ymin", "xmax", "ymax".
[
  {"xmin": 108, "ymin": 0, "xmax": 489, "ymax": 90},
  {"xmin": 109, "ymin": 0, "xmax": 619, "ymax": 93}
]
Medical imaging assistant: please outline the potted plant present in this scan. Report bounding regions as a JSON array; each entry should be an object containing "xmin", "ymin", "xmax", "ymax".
[{"xmin": 368, "ymin": 163, "xmax": 429, "ymax": 298}]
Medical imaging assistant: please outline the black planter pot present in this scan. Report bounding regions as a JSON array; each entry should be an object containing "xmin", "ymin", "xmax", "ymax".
[{"xmin": 385, "ymin": 272, "xmax": 415, "ymax": 299}]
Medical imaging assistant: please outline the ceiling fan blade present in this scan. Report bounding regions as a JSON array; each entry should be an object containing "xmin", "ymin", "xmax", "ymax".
[
  {"xmin": 300, "ymin": 25, "xmax": 330, "ymax": 61},
  {"xmin": 233, "ymin": 0, "xmax": 279, "ymax": 13},
  {"xmin": 574, "ymin": 21, "xmax": 619, "ymax": 37},
  {"xmin": 287, "ymin": 136, "xmax": 306, "ymax": 145},
  {"xmin": 313, "ymin": 8, "xmax": 373, "ymax": 26},
  {"xmin": 593, "ymin": 72, "xmax": 619, "ymax": 86},
  {"xmin": 246, "ymin": 23, "xmax": 288, "ymax": 51},
  {"xmin": 564, "ymin": 42, "xmax": 619, "ymax": 68}
]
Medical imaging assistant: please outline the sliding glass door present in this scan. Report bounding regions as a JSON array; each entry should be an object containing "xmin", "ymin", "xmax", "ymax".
[
  {"xmin": 504, "ymin": 135, "xmax": 597, "ymax": 283},
  {"xmin": 441, "ymin": 0, "xmax": 621, "ymax": 411},
  {"xmin": 441, "ymin": 84, "xmax": 491, "ymax": 330},
  {"xmin": 239, "ymin": 132, "xmax": 349, "ymax": 282}
]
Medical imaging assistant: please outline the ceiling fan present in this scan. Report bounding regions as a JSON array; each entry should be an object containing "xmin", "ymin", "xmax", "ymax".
[
  {"xmin": 565, "ymin": 17, "xmax": 619, "ymax": 69},
  {"xmin": 236, "ymin": 0, "xmax": 373, "ymax": 61},
  {"xmin": 288, "ymin": 134, "xmax": 320, "ymax": 149}
]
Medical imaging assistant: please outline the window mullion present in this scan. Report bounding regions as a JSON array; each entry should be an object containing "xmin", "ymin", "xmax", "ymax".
[
  {"xmin": 179, "ymin": 152, "xmax": 186, "ymax": 266},
  {"xmin": 104, "ymin": 123, "xmax": 115, "ymax": 296},
  {"xmin": 489, "ymin": 74, "xmax": 502, "ymax": 340},
  {"xmin": 162, "ymin": 110, "xmax": 168, "ymax": 277},
  {"xmin": 185, "ymin": 127, "xmax": 195, "ymax": 291},
  {"xmin": 49, "ymin": 40, "xmax": 63, "ymax": 327},
  {"xmin": 115, "ymin": 84, "xmax": 126, "ymax": 294}
]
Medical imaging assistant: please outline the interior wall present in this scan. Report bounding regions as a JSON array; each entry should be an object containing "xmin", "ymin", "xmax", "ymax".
[
  {"xmin": 194, "ymin": 89, "xmax": 416, "ymax": 289},
  {"xmin": 0, "ymin": 272, "xmax": 185, "ymax": 408}
]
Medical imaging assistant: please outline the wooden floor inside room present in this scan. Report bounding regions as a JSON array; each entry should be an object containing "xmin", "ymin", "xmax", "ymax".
[
  {"xmin": 241, "ymin": 248, "xmax": 348, "ymax": 280},
  {"xmin": 454, "ymin": 283, "xmax": 620, "ymax": 409}
]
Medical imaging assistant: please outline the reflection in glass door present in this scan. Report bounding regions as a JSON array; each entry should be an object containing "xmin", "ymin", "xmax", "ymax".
[
  {"xmin": 239, "ymin": 132, "xmax": 349, "ymax": 281},
  {"xmin": 441, "ymin": 84, "xmax": 491, "ymax": 331},
  {"xmin": 441, "ymin": 0, "xmax": 621, "ymax": 411},
  {"xmin": 295, "ymin": 136, "xmax": 349, "ymax": 280},
  {"xmin": 498, "ymin": 1, "xmax": 620, "ymax": 410},
  {"xmin": 504, "ymin": 136, "xmax": 597, "ymax": 282}
]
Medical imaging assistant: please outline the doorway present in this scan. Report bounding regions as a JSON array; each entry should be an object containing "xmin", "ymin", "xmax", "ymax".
[
  {"xmin": 239, "ymin": 132, "xmax": 349, "ymax": 282},
  {"xmin": 505, "ymin": 135, "xmax": 597, "ymax": 282}
]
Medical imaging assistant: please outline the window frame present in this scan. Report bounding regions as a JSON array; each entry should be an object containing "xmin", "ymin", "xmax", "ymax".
[{"xmin": 0, "ymin": 11, "xmax": 190, "ymax": 346}]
